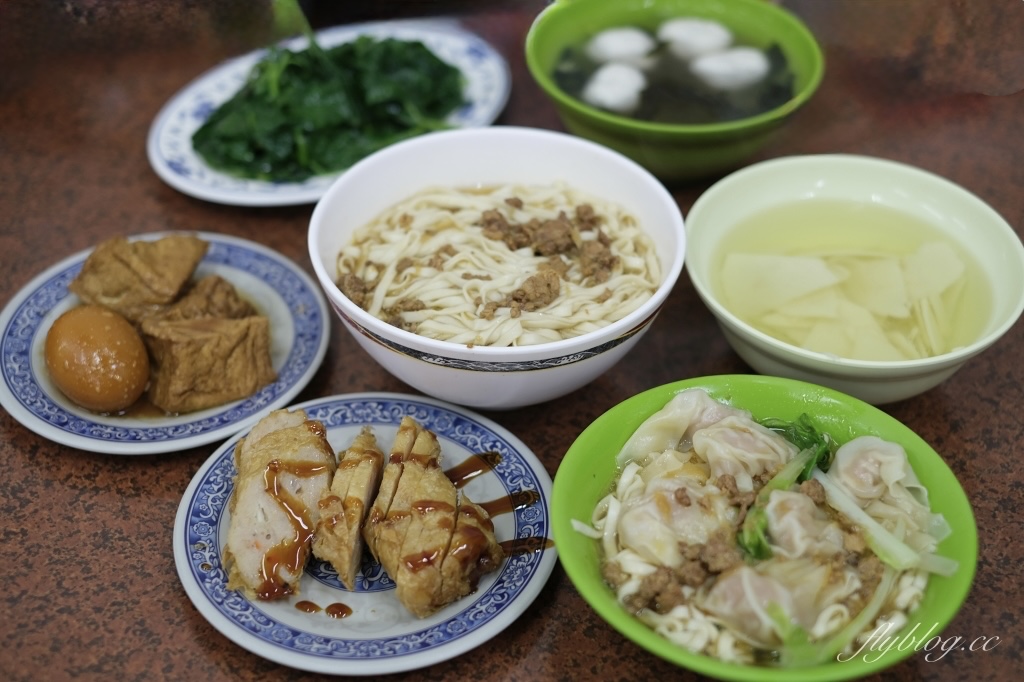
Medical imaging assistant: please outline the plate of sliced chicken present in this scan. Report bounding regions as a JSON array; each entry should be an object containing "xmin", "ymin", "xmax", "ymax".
[{"xmin": 173, "ymin": 392, "xmax": 557, "ymax": 675}]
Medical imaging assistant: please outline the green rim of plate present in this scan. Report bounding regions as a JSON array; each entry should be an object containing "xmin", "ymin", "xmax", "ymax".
[{"xmin": 552, "ymin": 375, "xmax": 977, "ymax": 681}]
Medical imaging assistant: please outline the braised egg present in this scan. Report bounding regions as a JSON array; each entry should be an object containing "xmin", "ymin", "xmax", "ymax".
[{"xmin": 44, "ymin": 305, "xmax": 150, "ymax": 412}]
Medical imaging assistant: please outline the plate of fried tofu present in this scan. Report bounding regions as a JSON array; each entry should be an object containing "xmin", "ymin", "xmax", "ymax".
[
  {"xmin": 0, "ymin": 231, "xmax": 330, "ymax": 454},
  {"xmin": 173, "ymin": 393, "xmax": 557, "ymax": 675}
]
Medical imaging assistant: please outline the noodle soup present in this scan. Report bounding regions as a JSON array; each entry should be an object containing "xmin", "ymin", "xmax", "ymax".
[
  {"xmin": 574, "ymin": 387, "xmax": 959, "ymax": 667},
  {"xmin": 335, "ymin": 183, "xmax": 661, "ymax": 347}
]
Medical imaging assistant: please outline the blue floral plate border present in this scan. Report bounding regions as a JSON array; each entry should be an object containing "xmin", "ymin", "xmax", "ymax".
[
  {"xmin": 147, "ymin": 18, "xmax": 511, "ymax": 206},
  {"xmin": 173, "ymin": 392, "xmax": 557, "ymax": 675},
  {"xmin": 0, "ymin": 231, "xmax": 330, "ymax": 455}
]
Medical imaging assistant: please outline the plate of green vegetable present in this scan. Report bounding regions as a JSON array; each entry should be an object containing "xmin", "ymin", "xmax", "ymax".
[{"xmin": 147, "ymin": 19, "xmax": 510, "ymax": 206}]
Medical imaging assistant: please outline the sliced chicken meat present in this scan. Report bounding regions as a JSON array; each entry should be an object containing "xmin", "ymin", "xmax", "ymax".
[
  {"xmin": 364, "ymin": 418, "xmax": 504, "ymax": 617},
  {"xmin": 362, "ymin": 416, "xmax": 420, "ymax": 561},
  {"xmin": 313, "ymin": 427, "xmax": 385, "ymax": 590},
  {"xmin": 224, "ymin": 408, "xmax": 336, "ymax": 601}
]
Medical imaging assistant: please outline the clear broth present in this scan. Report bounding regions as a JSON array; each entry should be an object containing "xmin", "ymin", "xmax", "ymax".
[
  {"xmin": 711, "ymin": 199, "xmax": 993, "ymax": 358},
  {"xmin": 553, "ymin": 31, "xmax": 794, "ymax": 125}
]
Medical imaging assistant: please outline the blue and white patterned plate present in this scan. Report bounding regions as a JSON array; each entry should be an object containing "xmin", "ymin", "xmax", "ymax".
[
  {"xmin": 147, "ymin": 18, "xmax": 511, "ymax": 206},
  {"xmin": 173, "ymin": 393, "xmax": 557, "ymax": 675},
  {"xmin": 0, "ymin": 232, "xmax": 330, "ymax": 455}
]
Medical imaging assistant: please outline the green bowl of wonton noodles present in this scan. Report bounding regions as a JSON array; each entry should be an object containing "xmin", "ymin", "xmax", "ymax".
[{"xmin": 552, "ymin": 374, "xmax": 976, "ymax": 680}]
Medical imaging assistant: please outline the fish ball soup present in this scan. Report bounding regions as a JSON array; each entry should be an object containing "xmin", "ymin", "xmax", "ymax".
[{"xmin": 553, "ymin": 17, "xmax": 795, "ymax": 124}]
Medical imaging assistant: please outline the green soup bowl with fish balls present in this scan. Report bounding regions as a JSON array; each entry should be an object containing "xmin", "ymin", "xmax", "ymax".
[
  {"xmin": 552, "ymin": 374, "xmax": 977, "ymax": 681},
  {"xmin": 525, "ymin": 0, "xmax": 824, "ymax": 183},
  {"xmin": 684, "ymin": 154, "xmax": 1024, "ymax": 405}
]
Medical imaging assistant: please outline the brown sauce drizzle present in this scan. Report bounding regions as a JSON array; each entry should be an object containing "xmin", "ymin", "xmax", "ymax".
[
  {"xmin": 445, "ymin": 451, "xmax": 502, "ymax": 488},
  {"xmin": 411, "ymin": 499, "xmax": 456, "ymax": 515},
  {"xmin": 293, "ymin": 600, "xmax": 353, "ymax": 619},
  {"xmin": 277, "ymin": 450, "xmax": 553, "ymax": 608},
  {"xmin": 326, "ymin": 602, "xmax": 353, "ymax": 619},
  {"xmin": 499, "ymin": 536, "xmax": 554, "ymax": 557},
  {"xmin": 338, "ymin": 458, "xmax": 361, "ymax": 471},
  {"xmin": 408, "ymin": 452, "xmax": 442, "ymax": 469},
  {"xmin": 478, "ymin": 489, "xmax": 540, "ymax": 517},
  {"xmin": 305, "ymin": 419, "xmax": 327, "ymax": 439},
  {"xmin": 256, "ymin": 459, "xmax": 330, "ymax": 601},
  {"xmin": 403, "ymin": 549, "xmax": 442, "ymax": 573},
  {"xmin": 449, "ymin": 502, "xmax": 492, "ymax": 537},
  {"xmin": 449, "ymin": 525, "xmax": 489, "ymax": 567},
  {"xmin": 295, "ymin": 600, "xmax": 321, "ymax": 614},
  {"xmin": 317, "ymin": 494, "xmax": 342, "ymax": 510}
]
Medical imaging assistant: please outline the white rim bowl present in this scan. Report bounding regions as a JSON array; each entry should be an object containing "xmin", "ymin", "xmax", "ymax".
[
  {"xmin": 684, "ymin": 154, "xmax": 1024, "ymax": 403},
  {"xmin": 308, "ymin": 126, "xmax": 687, "ymax": 407}
]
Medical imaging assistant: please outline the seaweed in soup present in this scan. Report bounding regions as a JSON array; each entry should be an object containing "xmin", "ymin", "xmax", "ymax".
[{"xmin": 554, "ymin": 26, "xmax": 796, "ymax": 124}]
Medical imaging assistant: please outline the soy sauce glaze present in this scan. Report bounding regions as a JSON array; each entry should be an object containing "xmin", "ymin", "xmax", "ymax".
[
  {"xmin": 293, "ymin": 600, "xmax": 353, "ymax": 619},
  {"xmin": 499, "ymin": 536, "xmax": 554, "ymax": 557},
  {"xmin": 445, "ymin": 450, "xmax": 502, "ymax": 488},
  {"xmin": 447, "ymin": 453, "xmax": 552, "ymax": 557},
  {"xmin": 281, "ymin": 448, "xmax": 551, "ymax": 613},
  {"xmin": 256, "ymin": 457, "xmax": 331, "ymax": 600},
  {"xmin": 478, "ymin": 489, "xmax": 540, "ymax": 517}
]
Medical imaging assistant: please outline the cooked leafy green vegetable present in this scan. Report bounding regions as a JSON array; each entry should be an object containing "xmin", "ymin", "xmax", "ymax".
[
  {"xmin": 760, "ymin": 413, "xmax": 838, "ymax": 479},
  {"xmin": 192, "ymin": 33, "xmax": 466, "ymax": 182},
  {"xmin": 737, "ymin": 414, "xmax": 836, "ymax": 560}
]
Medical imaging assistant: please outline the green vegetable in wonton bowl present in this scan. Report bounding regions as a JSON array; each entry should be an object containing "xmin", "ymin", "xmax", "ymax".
[
  {"xmin": 192, "ymin": 33, "xmax": 466, "ymax": 182},
  {"xmin": 552, "ymin": 375, "xmax": 976, "ymax": 681}
]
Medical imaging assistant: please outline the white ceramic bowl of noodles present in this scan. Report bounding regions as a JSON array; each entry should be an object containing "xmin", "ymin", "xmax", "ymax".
[
  {"xmin": 684, "ymin": 154, "xmax": 1024, "ymax": 405},
  {"xmin": 308, "ymin": 126, "xmax": 686, "ymax": 410}
]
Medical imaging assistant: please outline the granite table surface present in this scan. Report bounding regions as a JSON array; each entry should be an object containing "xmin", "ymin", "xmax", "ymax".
[{"xmin": 1, "ymin": 1, "xmax": 1021, "ymax": 681}]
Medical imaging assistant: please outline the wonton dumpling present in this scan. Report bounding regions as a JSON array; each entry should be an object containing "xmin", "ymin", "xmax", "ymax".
[
  {"xmin": 827, "ymin": 435, "xmax": 948, "ymax": 552},
  {"xmin": 829, "ymin": 435, "xmax": 927, "ymax": 506},
  {"xmin": 692, "ymin": 414, "xmax": 799, "ymax": 492},
  {"xmin": 616, "ymin": 388, "xmax": 747, "ymax": 466},
  {"xmin": 617, "ymin": 474, "xmax": 733, "ymax": 567},
  {"xmin": 700, "ymin": 565, "xmax": 794, "ymax": 648},
  {"xmin": 765, "ymin": 490, "xmax": 845, "ymax": 559},
  {"xmin": 702, "ymin": 559, "xmax": 861, "ymax": 649},
  {"xmin": 758, "ymin": 557, "xmax": 862, "ymax": 636}
]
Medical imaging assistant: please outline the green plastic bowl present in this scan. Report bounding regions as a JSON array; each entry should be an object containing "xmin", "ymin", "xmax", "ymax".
[
  {"xmin": 552, "ymin": 375, "xmax": 977, "ymax": 681},
  {"xmin": 525, "ymin": 0, "xmax": 825, "ymax": 183}
]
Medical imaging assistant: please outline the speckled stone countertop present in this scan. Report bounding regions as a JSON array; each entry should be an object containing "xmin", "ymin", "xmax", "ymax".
[{"xmin": 1, "ymin": 1, "xmax": 1021, "ymax": 681}]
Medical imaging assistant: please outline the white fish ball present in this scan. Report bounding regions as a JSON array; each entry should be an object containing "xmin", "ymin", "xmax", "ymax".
[
  {"xmin": 658, "ymin": 17, "xmax": 733, "ymax": 60},
  {"xmin": 689, "ymin": 46, "xmax": 770, "ymax": 91},
  {"xmin": 581, "ymin": 62, "xmax": 648, "ymax": 114},
  {"xmin": 585, "ymin": 26, "xmax": 656, "ymax": 66}
]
